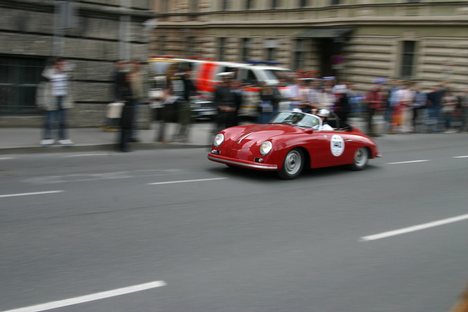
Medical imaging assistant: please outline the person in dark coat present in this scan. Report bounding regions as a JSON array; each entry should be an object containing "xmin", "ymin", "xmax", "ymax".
[
  {"xmin": 258, "ymin": 82, "xmax": 280, "ymax": 124},
  {"xmin": 231, "ymin": 79, "xmax": 244, "ymax": 126},
  {"xmin": 333, "ymin": 84, "xmax": 351, "ymax": 128},
  {"xmin": 213, "ymin": 72, "xmax": 237, "ymax": 134},
  {"xmin": 117, "ymin": 73, "xmax": 134, "ymax": 152},
  {"xmin": 173, "ymin": 65, "xmax": 197, "ymax": 142}
]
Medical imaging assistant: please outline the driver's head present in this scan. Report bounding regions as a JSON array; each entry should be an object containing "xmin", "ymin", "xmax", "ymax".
[{"xmin": 317, "ymin": 108, "xmax": 330, "ymax": 120}]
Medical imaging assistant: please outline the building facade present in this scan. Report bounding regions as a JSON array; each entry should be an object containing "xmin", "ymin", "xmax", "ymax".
[
  {"xmin": 0, "ymin": 0, "xmax": 152, "ymax": 127},
  {"xmin": 152, "ymin": 0, "xmax": 468, "ymax": 91}
]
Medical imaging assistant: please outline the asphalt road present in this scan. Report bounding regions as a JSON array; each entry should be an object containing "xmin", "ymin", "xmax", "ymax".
[{"xmin": 1, "ymin": 133, "xmax": 467, "ymax": 312}]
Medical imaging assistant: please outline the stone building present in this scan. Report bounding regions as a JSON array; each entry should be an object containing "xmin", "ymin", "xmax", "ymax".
[
  {"xmin": 0, "ymin": 0, "xmax": 152, "ymax": 127},
  {"xmin": 152, "ymin": 0, "xmax": 468, "ymax": 92}
]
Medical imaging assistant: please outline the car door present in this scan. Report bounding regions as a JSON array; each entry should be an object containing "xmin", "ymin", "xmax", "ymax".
[{"xmin": 316, "ymin": 130, "xmax": 354, "ymax": 167}]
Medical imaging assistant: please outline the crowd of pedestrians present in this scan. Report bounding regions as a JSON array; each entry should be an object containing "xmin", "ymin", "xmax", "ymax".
[
  {"xmin": 365, "ymin": 79, "xmax": 468, "ymax": 135},
  {"xmin": 36, "ymin": 58, "xmax": 468, "ymax": 151}
]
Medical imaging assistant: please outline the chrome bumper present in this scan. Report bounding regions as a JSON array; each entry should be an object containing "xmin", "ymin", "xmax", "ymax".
[{"xmin": 208, "ymin": 154, "xmax": 278, "ymax": 171}]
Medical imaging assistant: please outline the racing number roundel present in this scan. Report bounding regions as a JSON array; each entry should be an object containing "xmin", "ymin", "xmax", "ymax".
[{"xmin": 330, "ymin": 135, "xmax": 345, "ymax": 157}]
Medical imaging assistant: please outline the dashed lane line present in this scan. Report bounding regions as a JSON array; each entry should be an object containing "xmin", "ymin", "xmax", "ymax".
[
  {"xmin": 0, "ymin": 190, "xmax": 64, "ymax": 199},
  {"xmin": 361, "ymin": 213, "xmax": 468, "ymax": 241},
  {"xmin": 0, "ymin": 280, "xmax": 167, "ymax": 312},
  {"xmin": 386, "ymin": 159, "xmax": 430, "ymax": 165},
  {"xmin": 0, "ymin": 157, "xmax": 15, "ymax": 160},
  {"xmin": 453, "ymin": 155, "xmax": 468, "ymax": 159},
  {"xmin": 148, "ymin": 177, "xmax": 227, "ymax": 186},
  {"xmin": 64, "ymin": 153, "xmax": 108, "ymax": 158}
]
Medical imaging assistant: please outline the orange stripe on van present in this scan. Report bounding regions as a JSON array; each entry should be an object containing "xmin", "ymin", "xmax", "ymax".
[
  {"xmin": 243, "ymin": 87, "xmax": 261, "ymax": 92},
  {"xmin": 197, "ymin": 62, "xmax": 217, "ymax": 93}
]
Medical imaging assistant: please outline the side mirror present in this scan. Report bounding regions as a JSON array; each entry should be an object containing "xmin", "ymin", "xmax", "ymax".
[{"xmin": 304, "ymin": 129, "xmax": 314, "ymax": 134}]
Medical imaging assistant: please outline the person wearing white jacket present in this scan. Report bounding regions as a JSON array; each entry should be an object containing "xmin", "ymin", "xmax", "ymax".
[{"xmin": 36, "ymin": 58, "xmax": 74, "ymax": 146}]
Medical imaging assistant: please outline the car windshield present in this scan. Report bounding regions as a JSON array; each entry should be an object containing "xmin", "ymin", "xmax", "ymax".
[{"xmin": 270, "ymin": 111, "xmax": 321, "ymax": 129}]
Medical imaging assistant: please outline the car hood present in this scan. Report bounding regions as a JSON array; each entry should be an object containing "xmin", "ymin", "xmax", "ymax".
[{"xmin": 226, "ymin": 124, "xmax": 304, "ymax": 144}]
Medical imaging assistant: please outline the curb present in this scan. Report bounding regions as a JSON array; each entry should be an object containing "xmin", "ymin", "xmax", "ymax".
[{"xmin": 0, "ymin": 143, "xmax": 211, "ymax": 155}]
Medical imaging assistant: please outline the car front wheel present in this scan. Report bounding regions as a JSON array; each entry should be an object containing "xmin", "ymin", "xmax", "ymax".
[
  {"xmin": 278, "ymin": 148, "xmax": 304, "ymax": 179},
  {"xmin": 350, "ymin": 147, "xmax": 369, "ymax": 170}
]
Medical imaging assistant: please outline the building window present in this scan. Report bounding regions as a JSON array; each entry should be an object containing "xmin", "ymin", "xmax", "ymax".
[
  {"xmin": 266, "ymin": 48, "xmax": 276, "ymax": 62},
  {"xmin": 218, "ymin": 38, "xmax": 226, "ymax": 61},
  {"xmin": 190, "ymin": 0, "xmax": 198, "ymax": 12},
  {"xmin": 221, "ymin": 0, "xmax": 230, "ymax": 11},
  {"xmin": 400, "ymin": 41, "xmax": 416, "ymax": 79},
  {"xmin": 186, "ymin": 36, "xmax": 195, "ymax": 57},
  {"xmin": 158, "ymin": 36, "xmax": 166, "ymax": 55},
  {"xmin": 271, "ymin": 0, "xmax": 280, "ymax": 9},
  {"xmin": 160, "ymin": 0, "xmax": 168, "ymax": 13},
  {"xmin": 299, "ymin": 0, "xmax": 308, "ymax": 7},
  {"xmin": 265, "ymin": 39, "xmax": 278, "ymax": 61},
  {"xmin": 241, "ymin": 38, "xmax": 252, "ymax": 62},
  {"xmin": 245, "ymin": 0, "xmax": 254, "ymax": 10},
  {"xmin": 293, "ymin": 39, "xmax": 305, "ymax": 70},
  {"xmin": 0, "ymin": 56, "xmax": 45, "ymax": 115},
  {"xmin": 330, "ymin": 0, "xmax": 340, "ymax": 5}
]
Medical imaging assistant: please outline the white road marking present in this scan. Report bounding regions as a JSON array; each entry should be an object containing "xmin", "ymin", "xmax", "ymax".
[
  {"xmin": 361, "ymin": 213, "xmax": 468, "ymax": 241},
  {"xmin": 386, "ymin": 159, "xmax": 429, "ymax": 165},
  {"xmin": 0, "ymin": 190, "xmax": 64, "ymax": 199},
  {"xmin": 0, "ymin": 157, "xmax": 15, "ymax": 160},
  {"xmin": 65, "ymin": 153, "xmax": 108, "ymax": 158},
  {"xmin": 453, "ymin": 155, "xmax": 468, "ymax": 159},
  {"xmin": 149, "ymin": 177, "xmax": 227, "ymax": 185},
  {"xmin": 1, "ymin": 280, "xmax": 166, "ymax": 312}
]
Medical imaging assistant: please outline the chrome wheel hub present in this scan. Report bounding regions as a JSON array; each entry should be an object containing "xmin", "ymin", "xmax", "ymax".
[{"xmin": 285, "ymin": 151, "xmax": 302, "ymax": 175}]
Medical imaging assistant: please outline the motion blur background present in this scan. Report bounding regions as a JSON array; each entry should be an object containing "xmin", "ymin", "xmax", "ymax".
[{"xmin": 1, "ymin": 0, "xmax": 467, "ymax": 127}]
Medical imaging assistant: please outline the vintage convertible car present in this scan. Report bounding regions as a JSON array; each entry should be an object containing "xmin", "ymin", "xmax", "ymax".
[{"xmin": 208, "ymin": 111, "xmax": 380, "ymax": 179}]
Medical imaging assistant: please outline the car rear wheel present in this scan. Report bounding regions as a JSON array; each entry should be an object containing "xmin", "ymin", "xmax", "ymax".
[
  {"xmin": 279, "ymin": 148, "xmax": 304, "ymax": 179},
  {"xmin": 350, "ymin": 147, "xmax": 369, "ymax": 170}
]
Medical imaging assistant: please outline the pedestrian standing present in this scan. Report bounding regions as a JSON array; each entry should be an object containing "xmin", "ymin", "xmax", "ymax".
[
  {"xmin": 411, "ymin": 84, "xmax": 427, "ymax": 133},
  {"xmin": 399, "ymin": 81, "xmax": 415, "ymax": 133},
  {"xmin": 306, "ymin": 78, "xmax": 321, "ymax": 114},
  {"xmin": 117, "ymin": 73, "xmax": 134, "ymax": 152},
  {"xmin": 129, "ymin": 60, "xmax": 145, "ymax": 142},
  {"xmin": 365, "ymin": 81, "xmax": 384, "ymax": 136},
  {"xmin": 213, "ymin": 72, "xmax": 237, "ymax": 134},
  {"xmin": 231, "ymin": 79, "xmax": 244, "ymax": 126},
  {"xmin": 104, "ymin": 60, "xmax": 126, "ymax": 131},
  {"xmin": 442, "ymin": 88, "xmax": 458, "ymax": 133},
  {"xmin": 426, "ymin": 84, "xmax": 446, "ymax": 133},
  {"xmin": 258, "ymin": 82, "xmax": 280, "ymax": 124},
  {"xmin": 333, "ymin": 84, "xmax": 350, "ymax": 128},
  {"xmin": 383, "ymin": 80, "xmax": 397, "ymax": 133},
  {"xmin": 285, "ymin": 75, "xmax": 303, "ymax": 111},
  {"xmin": 37, "ymin": 57, "xmax": 74, "ymax": 146},
  {"xmin": 172, "ymin": 65, "xmax": 196, "ymax": 142},
  {"xmin": 319, "ymin": 77, "xmax": 336, "ymax": 112},
  {"xmin": 461, "ymin": 88, "xmax": 468, "ymax": 132}
]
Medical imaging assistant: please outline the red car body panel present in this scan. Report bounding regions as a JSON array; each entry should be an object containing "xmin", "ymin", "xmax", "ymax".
[{"xmin": 208, "ymin": 123, "xmax": 379, "ymax": 171}]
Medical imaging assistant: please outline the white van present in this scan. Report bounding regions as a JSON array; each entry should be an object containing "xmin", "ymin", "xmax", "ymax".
[{"xmin": 148, "ymin": 57, "xmax": 292, "ymax": 118}]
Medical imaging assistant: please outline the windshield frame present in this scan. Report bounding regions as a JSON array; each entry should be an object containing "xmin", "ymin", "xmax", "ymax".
[{"xmin": 270, "ymin": 111, "xmax": 322, "ymax": 129}]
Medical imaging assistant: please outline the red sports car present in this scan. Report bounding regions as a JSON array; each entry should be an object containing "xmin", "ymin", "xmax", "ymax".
[{"xmin": 208, "ymin": 111, "xmax": 381, "ymax": 179}]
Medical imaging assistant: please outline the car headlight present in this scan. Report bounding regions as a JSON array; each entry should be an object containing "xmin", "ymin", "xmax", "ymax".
[
  {"xmin": 260, "ymin": 141, "xmax": 273, "ymax": 156},
  {"xmin": 213, "ymin": 133, "xmax": 224, "ymax": 147}
]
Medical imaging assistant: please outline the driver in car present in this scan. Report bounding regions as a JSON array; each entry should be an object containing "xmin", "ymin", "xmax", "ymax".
[{"xmin": 317, "ymin": 109, "xmax": 334, "ymax": 131}]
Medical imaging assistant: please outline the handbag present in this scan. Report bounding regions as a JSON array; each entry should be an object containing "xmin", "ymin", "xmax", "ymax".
[{"xmin": 106, "ymin": 102, "xmax": 124, "ymax": 119}]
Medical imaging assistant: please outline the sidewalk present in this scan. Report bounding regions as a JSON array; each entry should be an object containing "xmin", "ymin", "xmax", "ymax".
[
  {"xmin": 0, "ymin": 122, "xmax": 215, "ymax": 154},
  {"xmin": 0, "ymin": 117, "xmax": 430, "ymax": 155}
]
